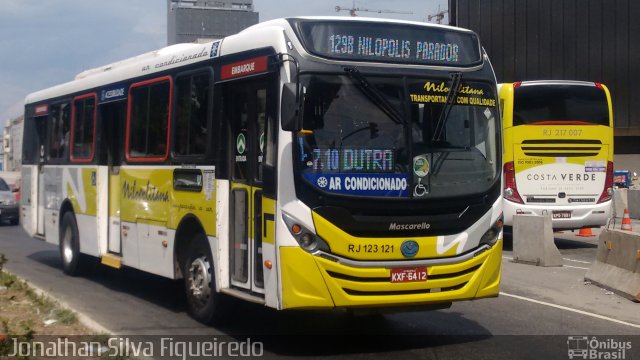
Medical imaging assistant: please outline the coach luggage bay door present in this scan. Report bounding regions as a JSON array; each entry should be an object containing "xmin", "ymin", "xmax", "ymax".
[{"xmin": 226, "ymin": 77, "xmax": 272, "ymax": 293}]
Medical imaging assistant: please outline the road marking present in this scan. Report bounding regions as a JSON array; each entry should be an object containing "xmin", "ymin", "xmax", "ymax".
[
  {"xmin": 563, "ymin": 257, "xmax": 591, "ymax": 264},
  {"xmin": 504, "ymin": 256, "xmax": 590, "ymax": 269},
  {"xmin": 563, "ymin": 264, "xmax": 590, "ymax": 270},
  {"xmin": 500, "ymin": 292, "xmax": 640, "ymax": 329}
]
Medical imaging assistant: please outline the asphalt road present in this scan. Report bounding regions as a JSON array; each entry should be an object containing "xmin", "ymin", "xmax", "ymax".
[{"xmin": 1, "ymin": 223, "xmax": 639, "ymax": 359}]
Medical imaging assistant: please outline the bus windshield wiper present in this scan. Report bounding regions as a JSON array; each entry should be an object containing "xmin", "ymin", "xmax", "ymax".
[
  {"xmin": 432, "ymin": 72, "xmax": 463, "ymax": 141},
  {"xmin": 344, "ymin": 67, "xmax": 405, "ymax": 125}
]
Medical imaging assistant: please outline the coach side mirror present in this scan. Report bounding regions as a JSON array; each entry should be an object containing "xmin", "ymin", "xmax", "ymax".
[{"xmin": 281, "ymin": 83, "xmax": 300, "ymax": 131}]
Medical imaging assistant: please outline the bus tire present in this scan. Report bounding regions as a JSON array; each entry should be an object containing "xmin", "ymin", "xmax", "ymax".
[
  {"xmin": 60, "ymin": 212, "xmax": 82, "ymax": 276},
  {"xmin": 184, "ymin": 234, "xmax": 226, "ymax": 324}
]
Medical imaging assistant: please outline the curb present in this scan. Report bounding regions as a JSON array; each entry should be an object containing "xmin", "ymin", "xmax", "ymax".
[{"xmin": 4, "ymin": 270, "xmax": 113, "ymax": 335}]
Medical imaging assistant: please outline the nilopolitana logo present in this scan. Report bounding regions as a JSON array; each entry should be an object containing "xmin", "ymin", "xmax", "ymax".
[
  {"xmin": 567, "ymin": 336, "xmax": 632, "ymax": 360},
  {"xmin": 400, "ymin": 240, "xmax": 419, "ymax": 258}
]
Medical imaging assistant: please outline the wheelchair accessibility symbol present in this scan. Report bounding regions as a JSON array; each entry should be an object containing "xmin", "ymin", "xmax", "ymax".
[{"xmin": 414, "ymin": 178, "xmax": 428, "ymax": 197}]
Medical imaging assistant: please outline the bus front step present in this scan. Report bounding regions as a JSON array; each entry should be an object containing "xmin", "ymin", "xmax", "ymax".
[{"xmin": 101, "ymin": 253, "xmax": 122, "ymax": 269}]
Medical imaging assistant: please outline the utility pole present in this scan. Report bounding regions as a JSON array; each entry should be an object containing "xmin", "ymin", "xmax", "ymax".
[
  {"xmin": 427, "ymin": 5, "xmax": 448, "ymax": 24},
  {"xmin": 335, "ymin": 0, "xmax": 412, "ymax": 17}
]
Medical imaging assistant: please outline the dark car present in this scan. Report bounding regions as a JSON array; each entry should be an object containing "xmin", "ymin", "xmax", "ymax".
[{"xmin": 0, "ymin": 177, "xmax": 19, "ymax": 225}]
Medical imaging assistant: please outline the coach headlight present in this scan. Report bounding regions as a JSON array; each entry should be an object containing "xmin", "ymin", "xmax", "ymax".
[{"xmin": 282, "ymin": 212, "xmax": 331, "ymax": 253}]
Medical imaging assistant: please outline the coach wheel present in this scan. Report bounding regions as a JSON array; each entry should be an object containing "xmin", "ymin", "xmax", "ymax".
[
  {"xmin": 60, "ymin": 212, "xmax": 82, "ymax": 276},
  {"xmin": 184, "ymin": 234, "xmax": 227, "ymax": 324}
]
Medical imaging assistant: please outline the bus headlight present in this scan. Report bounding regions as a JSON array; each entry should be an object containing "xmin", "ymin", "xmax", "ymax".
[
  {"xmin": 479, "ymin": 215, "xmax": 504, "ymax": 247},
  {"xmin": 282, "ymin": 212, "xmax": 331, "ymax": 253}
]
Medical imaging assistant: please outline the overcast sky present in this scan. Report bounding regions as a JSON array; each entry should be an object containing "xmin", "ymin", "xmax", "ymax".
[{"xmin": 0, "ymin": 0, "xmax": 447, "ymax": 126}]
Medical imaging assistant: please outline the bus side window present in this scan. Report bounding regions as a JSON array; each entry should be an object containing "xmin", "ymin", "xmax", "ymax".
[
  {"xmin": 174, "ymin": 72, "xmax": 211, "ymax": 158},
  {"xmin": 99, "ymin": 101, "xmax": 126, "ymax": 166},
  {"xmin": 22, "ymin": 107, "xmax": 48, "ymax": 165},
  {"xmin": 127, "ymin": 77, "xmax": 171, "ymax": 162},
  {"xmin": 47, "ymin": 102, "xmax": 71, "ymax": 162},
  {"xmin": 71, "ymin": 94, "xmax": 97, "ymax": 162}
]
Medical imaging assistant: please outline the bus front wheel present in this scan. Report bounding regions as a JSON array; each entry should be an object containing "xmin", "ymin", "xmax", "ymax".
[
  {"xmin": 184, "ymin": 234, "xmax": 227, "ymax": 324},
  {"xmin": 60, "ymin": 212, "xmax": 82, "ymax": 276}
]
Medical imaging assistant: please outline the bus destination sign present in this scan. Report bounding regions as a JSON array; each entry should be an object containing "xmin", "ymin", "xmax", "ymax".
[{"xmin": 296, "ymin": 20, "xmax": 481, "ymax": 66}]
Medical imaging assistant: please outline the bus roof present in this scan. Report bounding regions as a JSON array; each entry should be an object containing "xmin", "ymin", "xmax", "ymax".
[{"xmin": 25, "ymin": 16, "xmax": 480, "ymax": 106}]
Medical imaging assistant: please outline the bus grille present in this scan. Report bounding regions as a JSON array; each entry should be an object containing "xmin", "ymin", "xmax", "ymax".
[
  {"xmin": 521, "ymin": 139, "xmax": 602, "ymax": 157},
  {"xmin": 323, "ymin": 262, "xmax": 481, "ymax": 297}
]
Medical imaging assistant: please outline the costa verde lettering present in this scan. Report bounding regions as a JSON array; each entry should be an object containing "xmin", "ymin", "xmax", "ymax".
[{"xmin": 526, "ymin": 173, "xmax": 597, "ymax": 182}]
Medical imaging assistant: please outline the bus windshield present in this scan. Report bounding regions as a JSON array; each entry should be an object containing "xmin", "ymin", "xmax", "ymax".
[
  {"xmin": 513, "ymin": 84, "xmax": 610, "ymax": 126},
  {"xmin": 296, "ymin": 74, "xmax": 499, "ymax": 199}
]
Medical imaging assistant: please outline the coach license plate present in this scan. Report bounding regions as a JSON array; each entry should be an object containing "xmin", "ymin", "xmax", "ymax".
[
  {"xmin": 552, "ymin": 210, "xmax": 572, "ymax": 219},
  {"xmin": 390, "ymin": 267, "xmax": 427, "ymax": 283}
]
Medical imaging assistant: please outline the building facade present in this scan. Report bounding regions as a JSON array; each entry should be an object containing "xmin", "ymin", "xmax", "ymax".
[
  {"xmin": 3, "ymin": 116, "xmax": 23, "ymax": 172},
  {"xmin": 450, "ymin": 0, "xmax": 640, "ymax": 154},
  {"xmin": 167, "ymin": 0, "xmax": 259, "ymax": 45}
]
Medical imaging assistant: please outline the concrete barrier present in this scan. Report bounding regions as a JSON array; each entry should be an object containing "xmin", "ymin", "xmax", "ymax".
[
  {"xmin": 613, "ymin": 188, "xmax": 628, "ymax": 218},
  {"xmin": 628, "ymin": 190, "xmax": 640, "ymax": 220},
  {"xmin": 585, "ymin": 229, "xmax": 640, "ymax": 302},
  {"xmin": 512, "ymin": 215, "xmax": 562, "ymax": 267}
]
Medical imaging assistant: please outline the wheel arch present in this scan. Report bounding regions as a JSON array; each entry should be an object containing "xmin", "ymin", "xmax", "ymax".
[{"xmin": 174, "ymin": 214, "xmax": 209, "ymax": 279}]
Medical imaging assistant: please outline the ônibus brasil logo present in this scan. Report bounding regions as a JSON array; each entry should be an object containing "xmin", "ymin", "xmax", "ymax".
[{"xmin": 567, "ymin": 336, "xmax": 632, "ymax": 360}]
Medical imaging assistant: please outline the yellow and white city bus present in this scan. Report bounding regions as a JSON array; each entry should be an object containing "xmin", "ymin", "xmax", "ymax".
[
  {"xmin": 21, "ymin": 17, "xmax": 503, "ymax": 323},
  {"xmin": 499, "ymin": 81, "xmax": 614, "ymax": 229}
]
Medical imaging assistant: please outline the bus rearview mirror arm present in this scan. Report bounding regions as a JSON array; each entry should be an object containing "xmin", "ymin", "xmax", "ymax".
[{"xmin": 277, "ymin": 53, "xmax": 302, "ymax": 132}]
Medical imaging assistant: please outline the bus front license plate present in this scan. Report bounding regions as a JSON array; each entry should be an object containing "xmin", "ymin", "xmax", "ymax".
[
  {"xmin": 552, "ymin": 210, "xmax": 572, "ymax": 219},
  {"xmin": 390, "ymin": 267, "xmax": 427, "ymax": 283}
]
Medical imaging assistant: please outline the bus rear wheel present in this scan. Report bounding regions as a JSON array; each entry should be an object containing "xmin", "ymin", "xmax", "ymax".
[
  {"xmin": 60, "ymin": 212, "xmax": 82, "ymax": 276},
  {"xmin": 184, "ymin": 234, "xmax": 227, "ymax": 324}
]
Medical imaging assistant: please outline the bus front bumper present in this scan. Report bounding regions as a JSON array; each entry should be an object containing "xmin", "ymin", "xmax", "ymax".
[
  {"xmin": 279, "ymin": 239, "xmax": 502, "ymax": 309},
  {"xmin": 503, "ymin": 199, "xmax": 611, "ymax": 229}
]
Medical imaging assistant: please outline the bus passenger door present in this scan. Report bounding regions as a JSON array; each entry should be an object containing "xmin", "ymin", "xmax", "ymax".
[
  {"xmin": 36, "ymin": 164, "xmax": 46, "ymax": 236},
  {"xmin": 35, "ymin": 115, "xmax": 47, "ymax": 236},
  {"xmin": 100, "ymin": 100, "xmax": 126, "ymax": 256},
  {"xmin": 227, "ymin": 80, "xmax": 271, "ymax": 293}
]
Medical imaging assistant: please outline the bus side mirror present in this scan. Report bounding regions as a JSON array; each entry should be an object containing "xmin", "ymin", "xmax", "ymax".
[{"xmin": 281, "ymin": 83, "xmax": 300, "ymax": 131}]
